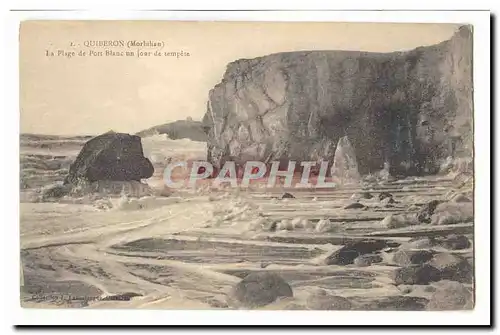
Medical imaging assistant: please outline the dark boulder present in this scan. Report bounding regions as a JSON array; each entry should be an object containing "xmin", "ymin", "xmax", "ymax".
[
  {"xmin": 306, "ymin": 289, "xmax": 352, "ymax": 310},
  {"xmin": 416, "ymin": 200, "xmax": 442, "ymax": 223},
  {"xmin": 436, "ymin": 234, "xmax": 471, "ymax": 250},
  {"xmin": 391, "ymin": 249, "xmax": 435, "ymax": 266},
  {"xmin": 64, "ymin": 132, "xmax": 154, "ymax": 185},
  {"xmin": 360, "ymin": 192, "xmax": 374, "ymax": 199},
  {"xmin": 280, "ymin": 192, "xmax": 295, "ymax": 199},
  {"xmin": 426, "ymin": 280, "xmax": 474, "ymax": 310},
  {"xmin": 378, "ymin": 192, "xmax": 393, "ymax": 201},
  {"xmin": 325, "ymin": 239, "xmax": 388, "ymax": 265},
  {"xmin": 344, "ymin": 202, "xmax": 366, "ymax": 210},
  {"xmin": 227, "ymin": 272, "xmax": 293, "ymax": 308},
  {"xmin": 393, "ymin": 264, "xmax": 441, "ymax": 285},
  {"xmin": 428, "ymin": 253, "xmax": 473, "ymax": 283}
]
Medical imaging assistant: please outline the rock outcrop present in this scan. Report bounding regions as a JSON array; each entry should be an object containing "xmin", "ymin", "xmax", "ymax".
[
  {"xmin": 202, "ymin": 26, "xmax": 472, "ymax": 176},
  {"xmin": 64, "ymin": 132, "xmax": 154, "ymax": 185}
]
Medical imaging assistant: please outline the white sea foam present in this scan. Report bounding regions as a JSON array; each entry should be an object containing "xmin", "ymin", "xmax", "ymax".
[{"xmin": 141, "ymin": 134, "xmax": 206, "ymax": 165}]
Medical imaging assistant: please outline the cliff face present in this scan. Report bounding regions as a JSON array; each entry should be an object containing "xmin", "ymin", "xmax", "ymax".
[{"xmin": 202, "ymin": 26, "xmax": 473, "ymax": 176}]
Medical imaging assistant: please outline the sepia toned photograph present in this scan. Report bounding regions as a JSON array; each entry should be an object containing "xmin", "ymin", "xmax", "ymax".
[{"xmin": 19, "ymin": 20, "xmax": 474, "ymax": 312}]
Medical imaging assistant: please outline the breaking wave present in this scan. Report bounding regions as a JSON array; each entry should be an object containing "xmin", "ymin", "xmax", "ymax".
[{"xmin": 141, "ymin": 133, "xmax": 206, "ymax": 165}]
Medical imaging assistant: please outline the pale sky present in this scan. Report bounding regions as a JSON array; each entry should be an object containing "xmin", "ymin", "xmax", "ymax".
[{"xmin": 20, "ymin": 21, "xmax": 461, "ymax": 136}]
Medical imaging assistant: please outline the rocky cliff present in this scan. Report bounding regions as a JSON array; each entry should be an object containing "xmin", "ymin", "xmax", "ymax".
[{"xmin": 202, "ymin": 26, "xmax": 473, "ymax": 176}]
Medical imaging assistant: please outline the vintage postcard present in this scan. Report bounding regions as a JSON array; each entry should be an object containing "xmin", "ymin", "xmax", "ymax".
[{"xmin": 19, "ymin": 20, "xmax": 474, "ymax": 311}]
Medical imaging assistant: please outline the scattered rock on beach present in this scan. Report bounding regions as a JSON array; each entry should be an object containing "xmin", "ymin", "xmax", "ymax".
[
  {"xmin": 228, "ymin": 272, "xmax": 293, "ymax": 308},
  {"xmin": 325, "ymin": 239, "xmax": 388, "ymax": 265},
  {"xmin": 344, "ymin": 202, "xmax": 366, "ymax": 210},
  {"xmin": 391, "ymin": 249, "xmax": 435, "ymax": 266},
  {"xmin": 306, "ymin": 289, "xmax": 352, "ymax": 310},
  {"xmin": 417, "ymin": 200, "xmax": 441, "ymax": 223},
  {"xmin": 379, "ymin": 192, "xmax": 393, "ymax": 200},
  {"xmin": 280, "ymin": 192, "xmax": 295, "ymax": 199},
  {"xmin": 393, "ymin": 264, "xmax": 441, "ymax": 285},
  {"xmin": 360, "ymin": 192, "xmax": 373, "ymax": 199},
  {"xmin": 428, "ymin": 253, "xmax": 473, "ymax": 283},
  {"xmin": 427, "ymin": 280, "xmax": 474, "ymax": 310},
  {"xmin": 436, "ymin": 234, "xmax": 471, "ymax": 250}
]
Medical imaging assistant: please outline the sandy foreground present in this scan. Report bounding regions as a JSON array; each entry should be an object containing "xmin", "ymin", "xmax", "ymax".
[{"xmin": 19, "ymin": 135, "xmax": 474, "ymax": 310}]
